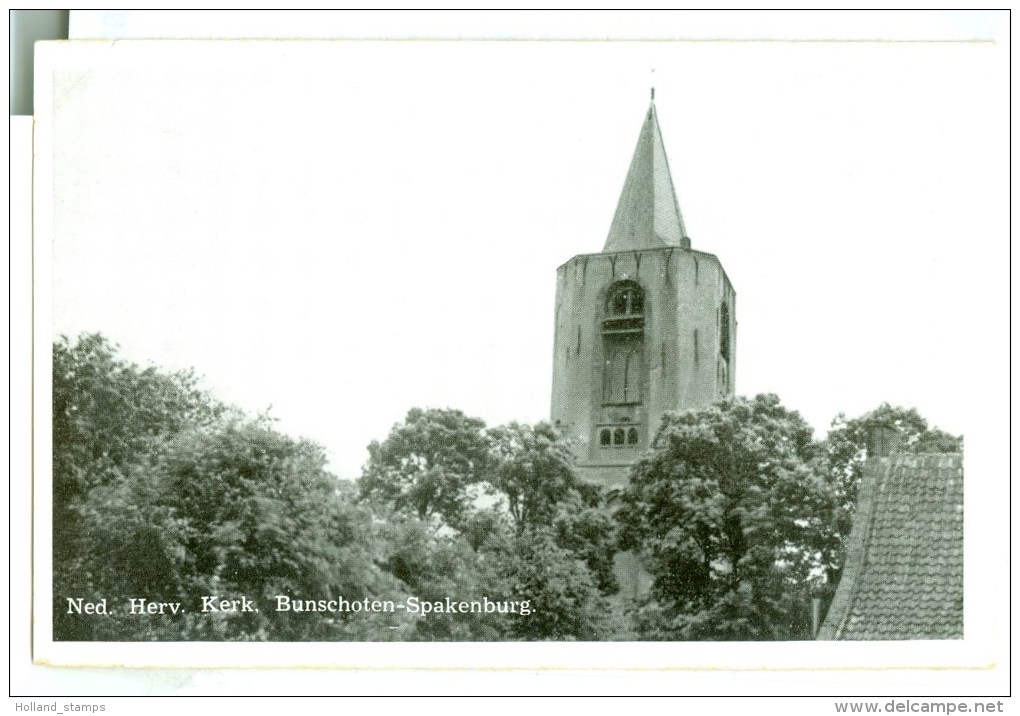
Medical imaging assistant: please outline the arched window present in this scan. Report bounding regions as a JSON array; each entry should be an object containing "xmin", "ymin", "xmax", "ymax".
[
  {"xmin": 606, "ymin": 281, "xmax": 644, "ymax": 316},
  {"xmin": 627, "ymin": 427, "xmax": 639, "ymax": 445},
  {"xmin": 613, "ymin": 428, "xmax": 625, "ymax": 445},
  {"xmin": 599, "ymin": 429, "xmax": 611, "ymax": 446}
]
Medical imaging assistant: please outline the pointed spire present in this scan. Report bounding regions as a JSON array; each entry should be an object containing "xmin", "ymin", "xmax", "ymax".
[{"xmin": 603, "ymin": 99, "xmax": 690, "ymax": 253}]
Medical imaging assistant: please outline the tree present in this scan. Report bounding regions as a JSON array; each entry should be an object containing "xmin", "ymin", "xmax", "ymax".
[
  {"xmin": 359, "ymin": 408, "xmax": 489, "ymax": 527},
  {"xmin": 52, "ymin": 335, "xmax": 411, "ymax": 641},
  {"xmin": 364, "ymin": 415, "xmax": 621, "ymax": 639},
  {"xmin": 616, "ymin": 394, "xmax": 835, "ymax": 640},
  {"xmin": 69, "ymin": 418, "xmax": 407, "ymax": 641},
  {"xmin": 487, "ymin": 421, "xmax": 588, "ymax": 532},
  {"xmin": 376, "ymin": 512, "xmax": 513, "ymax": 641},
  {"xmin": 52, "ymin": 334, "xmax": 227, "ymax": 640},
  {"xmin": 495, "ymin": 527, "xmax": 612, "ymax": 641},
  {"xmin": 552, "ymin": 498, "xmax": 619, "ymax": 595},
  {"xmin": 487, "ymin": 421, "xmax": 619, "ymax": 594},
  {"xmin": 53, "ymin": 333, "xmax": 225, "ymax": 504},
  {"xmin": 483, "ymin": 422, "xmax": 620, "ymax": 633}
]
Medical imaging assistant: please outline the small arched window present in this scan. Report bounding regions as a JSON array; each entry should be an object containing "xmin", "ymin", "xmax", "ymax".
[
  {"xmin": 599, "ymin": 429, "xmax": 611, "ymax": 446},
  {"xmin": 613, "ymin": 428, "xmax": 625, "ymax": 446},
  {"xmin": 627, "ymin": 427, "xmax": 639, "ymax": 445}
]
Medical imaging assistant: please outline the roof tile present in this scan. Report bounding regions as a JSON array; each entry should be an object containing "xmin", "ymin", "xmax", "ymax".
[{"xmin": 817, "ymin": 453, "xmax": 964, "ymax": 640}]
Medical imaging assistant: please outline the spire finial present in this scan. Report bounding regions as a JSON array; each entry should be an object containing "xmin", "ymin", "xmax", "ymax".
[{"xmin": 650, "ymin": 86, "xmax": 655, "ymax": 102}]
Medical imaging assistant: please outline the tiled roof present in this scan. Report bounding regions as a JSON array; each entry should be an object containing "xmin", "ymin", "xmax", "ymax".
[{"xmin": 817, "ymin": 453, "xmax": 964, "ymax": 640}]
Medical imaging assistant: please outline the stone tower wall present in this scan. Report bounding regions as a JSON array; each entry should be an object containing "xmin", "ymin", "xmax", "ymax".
[{"xmin": 551, "ymin": 245, "xmax": 736, "ymax": 488}]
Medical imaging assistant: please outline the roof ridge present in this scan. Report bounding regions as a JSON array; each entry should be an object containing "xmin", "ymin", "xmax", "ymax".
[{"xmin": 818, "ymin": 459, "xmax": 886, "ymax": 640}]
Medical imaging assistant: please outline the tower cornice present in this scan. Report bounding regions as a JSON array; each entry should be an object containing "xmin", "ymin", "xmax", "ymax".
[{"xmin": 557, "ymin": 245, "xmax": 721, "ymax": 272}]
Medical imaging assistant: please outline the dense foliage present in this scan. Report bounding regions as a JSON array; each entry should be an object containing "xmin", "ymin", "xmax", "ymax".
[
  {"xmin": 52, "ymin": 334, "xmax": 226, "ymax": 639},
  {"xmin": 359, "ymin": 407, "xmax": 489, "ymax": 528},
  {"xmin": 616, "ymin": 395, "xmax": 835, "ymax": 640},
  {"xmin": 52, "ymin": 335, "xmax": 961, "ymax": 642},
  {"xmin": 362, "ymin": 413, "xmax": 617, "ymax": 639},
  {"xmin": 53, "ymin": 335, "xmax": 615, "ymax": 641},
  {"xmin": 72, "ymin": 419, "xmax": 408, "ymax": 640}
]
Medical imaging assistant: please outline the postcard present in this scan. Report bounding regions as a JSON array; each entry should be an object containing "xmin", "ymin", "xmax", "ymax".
[{"xmin": 31, "ymin": 37, "xmax": 1008, "ymax": 672}]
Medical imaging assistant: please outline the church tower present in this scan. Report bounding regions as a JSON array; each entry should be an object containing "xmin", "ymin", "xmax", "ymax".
[{"xmin": 551, "ymin": 98, "xmax": 736, "ymax": 488}]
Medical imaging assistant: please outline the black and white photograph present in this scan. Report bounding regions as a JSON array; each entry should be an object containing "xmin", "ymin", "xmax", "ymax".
[{"xmin": 26, "ymin": 12, "xmax": 1008, "ymax": 683}]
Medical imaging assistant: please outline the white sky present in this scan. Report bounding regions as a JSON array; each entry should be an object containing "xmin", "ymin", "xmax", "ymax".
[{"xmin": 43, "ymin": 35, "xmax": 1008, "ymax": 479}]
